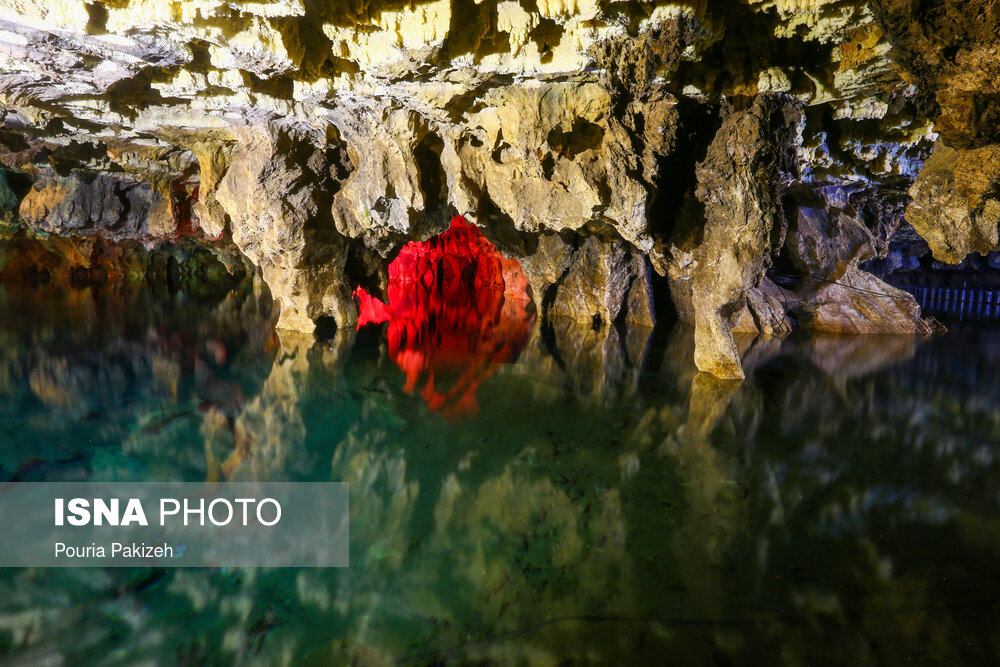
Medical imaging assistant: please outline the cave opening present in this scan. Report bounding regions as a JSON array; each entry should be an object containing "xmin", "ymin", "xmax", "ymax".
[{"xmin": 353, "ymin": 216, "xmax": 536, "ymax": 417}]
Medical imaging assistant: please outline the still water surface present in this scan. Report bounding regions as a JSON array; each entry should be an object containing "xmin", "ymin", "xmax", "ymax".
[{"xmin": 1, "ymin": 284, "xmax": 999, "ymax": 665}]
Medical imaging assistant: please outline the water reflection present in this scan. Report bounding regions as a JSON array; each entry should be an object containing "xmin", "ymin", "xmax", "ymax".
[
  {"xmin": 1, "ymin": 285, "xmax": 1000, "ymax": 664},
  {"xmin": 354, "ymin": 217, "xmax": 535, "ymax": 417}
]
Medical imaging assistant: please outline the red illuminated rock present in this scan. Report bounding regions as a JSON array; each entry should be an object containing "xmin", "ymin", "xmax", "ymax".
[{"xmin": 355, "ymin": 217, "xmax": 535, "ymax": 417}]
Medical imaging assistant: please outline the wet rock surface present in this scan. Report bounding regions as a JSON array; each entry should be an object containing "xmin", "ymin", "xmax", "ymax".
[
  {"xmin": 1, "ymin": 0, "xmax": 998, "ymax": 378},
  {"xmin": 215, "ymin": 118, "xmax": 358, "ymax": 332},
  {"xmin": 667, "ymin": 95, "xmax": 800, "ymax": 379},
  {"xmin": 355, "ymin": 216, "xmax": 536, "ymax": 417}
]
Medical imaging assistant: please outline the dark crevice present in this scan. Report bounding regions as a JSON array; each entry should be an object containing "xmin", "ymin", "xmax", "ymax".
[
  {"xmin": 491, "ymin": 129, "xmax": 510, "ymax": 165},
  {"xmin": 440, "ymin": 0, "xmax": 507, "ymax": 63},
  {"xmin": 648, "ymin": 269, "xmax": 678, "ymax": 353},
  {"xmin": 84, "ymin": 2, "xmax": 108, "ymax": 35},
  {"xmin": 1, "ymin": 168, "xmax": 32, "ymax": 203},
  {"xmin": 414, "ymin": 133, "xmax": 446, "ymax": 215},
  {"xmin": 529, "ymin": 16, "xmax": 564, "ymax": 64},
  {"xmin": 313, "ymin": 315, "xmax": 339, "ymax": 340},
  {"xmin": 186, "ymin": 39, "xmax": 213, "ymax": 73},
  {"xmin": 541, "ymin": 153, "xmax": 555, "ymax": 180},
  {"xmin": 547, "ymin": 118, "xmax": 605, "ymax": 160},
  {"xmin": 344, "ymin": 242, "xmax": 392, "ymax": 303},
  {"xmin": 475, "ymin": 191, "xmax": 539, "ymax": 259},
  {"xmin": 115, "ymin": 183, "xmax": 133, "ymax": 232},
  {"xmin": 242, "ymin": 72, "xmax": 294, "ymax": 100},
  {"xmin": 648, "ymin": 97, "xmax": 720, "ymax": 244}
]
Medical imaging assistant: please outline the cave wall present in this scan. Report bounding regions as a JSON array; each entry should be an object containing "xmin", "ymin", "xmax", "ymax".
[{"xmin": 0, "ymin": 0, "xmax": 986, "ymax": 378}]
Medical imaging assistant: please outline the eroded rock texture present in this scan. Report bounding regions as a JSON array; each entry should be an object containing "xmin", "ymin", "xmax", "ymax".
[
  {"xmin": 787, "ymin": 186, "xmax": 935, "ymax": 334},
  {"xmin": 871, "ymin": 0, "xmax": 1000, "ymax": 150},
  {"xmin": 19, "ymin": 171, "xmax": 171, "ymax": 240},
  {"xmin": 906, "ymin": 141, "xmax": 1000, "ymax": 265},
  {"xmin": 871, "ymin": 1, "xmax": 1000, "ymax": 269},
  {"xmin": 0, "ymin": 0, "xmax": 984, "ymax": 377},
  {"xmin": 215, "ymin": 119, "xmax": 356, "ymax": 332},
  {"xmin": 668, "ymin": 96, "xmax": 801, "ymax": 379}
]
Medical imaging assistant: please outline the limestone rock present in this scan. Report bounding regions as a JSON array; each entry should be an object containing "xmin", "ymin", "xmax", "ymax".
[
  {"xmin": 327, "ymin": 101, "xmax": 443, "ymax": 252},
  {"xmin": 794, "ymin": 265, "xmax": 935, "ymax": 334},
  {"xmin": 906, "ymin": 140, "xmax": 1000, "ymax": 264},
  {"xmin": 19, "ymin": 171, "xmax": 173, "ymax": 242},
  {"xmin": 731, "ymin": 278, "xmax": 793, "ymax": 337},
  {"xmin": 861, "ymin": 0, "xmax": 1000, "ymax": 280},
  {"xmin": 548, "ymin": 236, "xmax": 655, "ymax": 330},
  {"xmin": 189, "ymin": 138, "xmax": 236, "ymax": 240},
  {"xmin": 215, "ymin": 118, "xmax": 356, "ymax": 333},
  {"xmin": 668, "ymin": 95, "xmax": 802, "ymax": 380},
  {"xmin": 787, "ymin": 202, "xmax": 877, "ymax": 282},
  {"xmin": 784, "ymin": 187, "xmax": 936, "ymax": 335},
  {"xmin": 872, "ymin": 0, "xmax": 1000, "ymax": 149},
  {"xmin": 519, "ymin": 230, "xmax": 655, "ymax": 332},
  {"xmin": 327, "ymin": 83, "xmax": 678, "ymax": 261}
]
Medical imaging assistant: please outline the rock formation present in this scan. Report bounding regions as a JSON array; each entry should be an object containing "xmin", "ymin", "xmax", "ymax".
[
  {"xmin": 905, "ymin": 140, "xmax": 1000, "ymax": 264},
  {"xmin": 1, "ymin": 0, "xmax": 993, "ymax": 377},
  {"xmin": 871, "ymin": 1, "xmax": 1000, "ymax": 270},
  {"xmin": 214, "ymin": 118, "xmax": 357, "ymax": 332},
  {"xmin": 667, "ymin": 95, "xmax": 801, "ymax": 379},
  {"xmin": 786, "ymin": 186, "xmax": 936, "ymax": 335},
  {"xmin": 355, "ymin": 216, "xmax": 536, "ymax": 417}
]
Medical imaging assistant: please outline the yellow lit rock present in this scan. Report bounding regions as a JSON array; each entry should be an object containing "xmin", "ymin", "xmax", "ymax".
[{"xmin": 0, "ymin": 0, "xmax": 962, "ymax": 380}]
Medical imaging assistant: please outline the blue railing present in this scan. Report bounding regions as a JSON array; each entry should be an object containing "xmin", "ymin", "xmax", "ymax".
[{"xmin": 897, "ymin": 285, "xmax": 1000, "ymax": 320}]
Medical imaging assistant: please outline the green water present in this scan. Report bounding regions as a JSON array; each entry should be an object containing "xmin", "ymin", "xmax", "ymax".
[{"xmin": 1, "ymin": 284, "xmax": 1000, "ymax": 665}]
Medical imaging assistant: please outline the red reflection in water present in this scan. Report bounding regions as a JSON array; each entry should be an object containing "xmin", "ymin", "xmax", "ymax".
[{"xmin": 354, "ymin": 216, "xmax": 535, "ymax": 417}]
